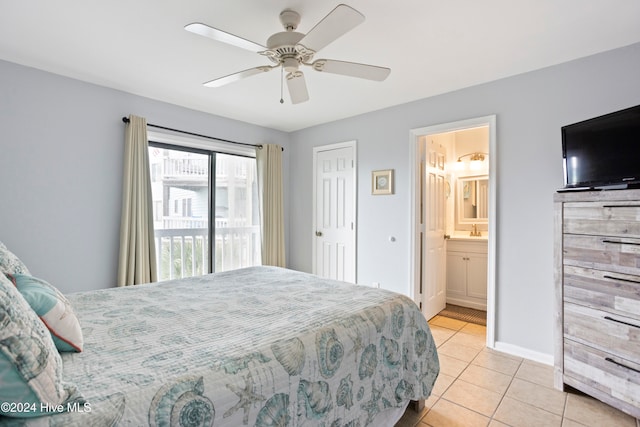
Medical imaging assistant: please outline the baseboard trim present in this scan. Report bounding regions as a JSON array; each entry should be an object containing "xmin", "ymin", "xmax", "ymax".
[
  {"xmin": 445, "ymin": 297, "xmax": 487, "ymax": 311},
  {"xmin": 492, "ymin": 341, "xmax": 554, "ymax": 366}
]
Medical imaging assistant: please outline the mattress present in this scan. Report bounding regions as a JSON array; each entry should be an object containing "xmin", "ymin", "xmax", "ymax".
[{"xmin": 1, "ymin": 266, "xmax": 439, "ymax": 426}]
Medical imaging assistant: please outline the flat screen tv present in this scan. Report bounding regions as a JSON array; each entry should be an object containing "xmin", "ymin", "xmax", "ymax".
[{"xmin": 562, "ymin": 104, "xmax": 640, "ymax": 189}]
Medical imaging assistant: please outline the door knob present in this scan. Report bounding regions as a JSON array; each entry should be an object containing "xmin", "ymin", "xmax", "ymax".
[{"xmin": 315, "ymin": 231, "xmax": 323, "ymax": 237}]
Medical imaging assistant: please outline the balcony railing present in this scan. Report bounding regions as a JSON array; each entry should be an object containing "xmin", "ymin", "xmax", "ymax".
[
  {"xmin": 163, "ymin": 158, "xmax": 207, "ymax": 178},
  {"xmin": 160, "ymin": 158, "xmax": 249, "ymax": 180},
  {"xmin": 154, "ymin": 226, "xmax": 261, "ymax": 281},
  {"xmin": 161, "ymin": 217, "xmax": 208, "ymax": 229}
]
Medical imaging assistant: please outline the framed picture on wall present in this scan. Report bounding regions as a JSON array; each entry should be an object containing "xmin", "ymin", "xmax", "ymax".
[{"xmin": 372, "ymin": 169, "xmax": 394, "ymax": 195}]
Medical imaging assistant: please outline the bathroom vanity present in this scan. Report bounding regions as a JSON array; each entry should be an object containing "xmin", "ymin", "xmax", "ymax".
[
  {"xmin": 446, "ymin": 235, "xmax": 487, "ymax": 310},
  {"xmin": 446, "ymin": 173, "xmax": 489, "ymax": 311}
]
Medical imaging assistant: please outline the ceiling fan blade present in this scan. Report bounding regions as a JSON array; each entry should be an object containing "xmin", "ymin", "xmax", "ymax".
[
  {"xmin": 185, "ymin": 22, "xmax": 265, "ymax": 52},
  {"xmin": 286, "ymin": 71, "xmax": 310, "ymax": 104},
  {"xmin": 298, "ymin": 4, "xmax": 365, "ymax": 52},
  {"xmin": 311, "ymin": 59, "xmax": 390, "ymax": 81},
  {"xmin": 204, "ymin": 66, "xmax": 274, "ymax": 88}
]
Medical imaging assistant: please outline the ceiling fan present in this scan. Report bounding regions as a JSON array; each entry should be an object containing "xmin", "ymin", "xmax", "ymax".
[{"xmin": 185, "ymin": 4, "xmax": 391, "ymax": 104}]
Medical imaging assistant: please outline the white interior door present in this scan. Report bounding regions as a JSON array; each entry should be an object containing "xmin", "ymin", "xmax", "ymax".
[
  {"xmin": 313, "ymin": 143, "xmax": 356, "ymax": 283},
  {"xmin": 421, "ymin": 138, "xmax": 447, "ymax": 319}
]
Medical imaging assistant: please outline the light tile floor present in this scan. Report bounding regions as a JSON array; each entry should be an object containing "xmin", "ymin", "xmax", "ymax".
[{"xmin": 396, "ymin": 315, "xmax": 640, "ymax": 427}]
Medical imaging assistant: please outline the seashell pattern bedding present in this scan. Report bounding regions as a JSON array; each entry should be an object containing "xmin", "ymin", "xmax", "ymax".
[{"xmin": 5, "ymin": 266, "xmax": 439, "ymax": 426}]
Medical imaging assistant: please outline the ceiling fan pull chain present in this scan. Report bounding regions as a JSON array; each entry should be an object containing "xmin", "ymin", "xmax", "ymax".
[{"xmin": 280, "ymin": 65, "xmax": 284, "ymax": 104}]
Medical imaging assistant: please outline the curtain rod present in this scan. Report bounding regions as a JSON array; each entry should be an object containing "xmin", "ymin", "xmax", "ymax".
[{"xmin": 121, "ymin": 117, "xmax": 283, "ymax": 151}]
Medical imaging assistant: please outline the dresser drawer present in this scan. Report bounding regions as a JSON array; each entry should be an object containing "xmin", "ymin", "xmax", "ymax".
[
  {"xmin": 564, "ymin": 303, "xmax": 640, "ymax": 362},
  {"xmin": 562, "ymin": 233, "xmax": 640, "ymax": 276},
  {"xmin": 564, "ymin": 265, "xmax": 640, "ymax": 322},
  {"xmin": 563, "ymin": 201, "xmax": 640, "ymax": 238},
  {"xmin": 564, "ymin": 339, "xmax": 640, "ymax": 415}
]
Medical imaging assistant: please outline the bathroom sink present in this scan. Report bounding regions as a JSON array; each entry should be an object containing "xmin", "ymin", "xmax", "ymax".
[{"xmin": 448, "ymin": 232, "xmax": 488, "ymax": 241}]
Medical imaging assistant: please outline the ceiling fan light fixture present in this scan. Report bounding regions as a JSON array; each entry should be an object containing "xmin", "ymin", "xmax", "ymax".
[{"xmin": 282, "ymin": 57, "xmax": 300, "ymax": 73}]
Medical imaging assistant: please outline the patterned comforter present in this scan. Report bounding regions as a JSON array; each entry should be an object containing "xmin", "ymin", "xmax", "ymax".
[{"xmin": 6, "ymin": 266, "xmax": 439, "ymax": 426}]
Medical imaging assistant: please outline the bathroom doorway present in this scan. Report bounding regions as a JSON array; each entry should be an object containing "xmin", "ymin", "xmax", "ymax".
[{"xmin": 409, "ymin": 115, "xmax": 496, "ymax": 347}]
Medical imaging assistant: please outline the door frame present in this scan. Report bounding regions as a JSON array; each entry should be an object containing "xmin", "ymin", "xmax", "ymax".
[
  {"xmin": 409, "ymin": 115, "xmax": 497, "ymax": 348},
  {"xmin": 312, "ymin": 140, "xmax": 357, "ymax": 281}
]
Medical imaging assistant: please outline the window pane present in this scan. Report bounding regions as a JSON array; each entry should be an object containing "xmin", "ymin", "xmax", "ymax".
[
  {"xmin": 215, "ymin": 153, "xmax": 261, "ymax": 271},
  {"xmin": 149, "ymin": 146, "xmax": 209, "ymax": 281}
]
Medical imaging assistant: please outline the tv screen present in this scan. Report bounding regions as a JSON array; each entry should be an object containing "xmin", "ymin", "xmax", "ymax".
[{"xmin": 562, "ymin": 104, "xmax": 640, "ymax": 189}]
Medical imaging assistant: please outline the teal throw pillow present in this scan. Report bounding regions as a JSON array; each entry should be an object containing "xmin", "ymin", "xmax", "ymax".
[{"xmin": 6, "ymin": 274, "xmax": 83, "ymax": 352}]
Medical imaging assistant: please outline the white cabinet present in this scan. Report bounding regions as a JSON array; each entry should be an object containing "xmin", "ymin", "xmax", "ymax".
[{"xmin": 446, "ymin": 239, "xmax": 487, "ymax": 310}]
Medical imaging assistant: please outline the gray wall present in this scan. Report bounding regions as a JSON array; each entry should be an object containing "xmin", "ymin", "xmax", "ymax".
[
  {"xmin": 0, "ymin": 59, "xmax": 290, "ymax": 293},
  {"xmin": 287, "ymin": 42, "xmax": 640, "ymax": 358},
  {"xmin": 2, "ymin": 42, "xmax": 639, "ymax": 359}
]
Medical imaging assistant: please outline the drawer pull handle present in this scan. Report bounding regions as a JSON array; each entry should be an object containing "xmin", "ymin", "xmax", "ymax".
[
  {"xmin": 605, "ymin": 357, "xmax": 640, "ymax": 374},
  {"xmin": 604, "ymin": 315, "xmax": 640, "ymax": 329},
  {"xmin": 602, "ymin": 204, "xmax": 640, "ymax": 208},
  {"xmin": 601, "ymin": 239, "xmax": 640, "ymax": 246},
  {"xmin": 603, "ymin": 274, "xmax": 640, "ymax": 285}
]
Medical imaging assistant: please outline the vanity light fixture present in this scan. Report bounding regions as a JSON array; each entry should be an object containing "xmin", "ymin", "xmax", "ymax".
[{"xmin": 454, "ymin": 152, "xmax": 488, "ymax": 171}]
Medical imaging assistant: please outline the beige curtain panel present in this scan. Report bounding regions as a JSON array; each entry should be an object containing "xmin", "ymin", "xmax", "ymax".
[
  {"xmin": 256, "ymin": 144, "xmax": 286, "ymax": 267},
  {"xmin": 117, "ymin": 115, "xmax": 158, "ymax": 286}
]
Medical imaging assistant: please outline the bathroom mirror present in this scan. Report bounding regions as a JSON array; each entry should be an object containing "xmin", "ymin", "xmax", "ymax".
[{"xmin": 456, "ymin": 175, "xmax": 489, "ymax": 225}]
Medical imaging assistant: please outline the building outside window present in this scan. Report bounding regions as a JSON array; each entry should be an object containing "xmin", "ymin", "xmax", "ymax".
[{"xmin": 148, "ymin": 143, "xmax": 261, "ymax": 281}]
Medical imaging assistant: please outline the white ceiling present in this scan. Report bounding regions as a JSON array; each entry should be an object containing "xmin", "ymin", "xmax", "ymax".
[{"xmin": 1, "ymin": 1, "xmax": 639, "ymax": 132}]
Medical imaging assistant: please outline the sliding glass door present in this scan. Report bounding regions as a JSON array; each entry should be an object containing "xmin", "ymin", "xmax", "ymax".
[
  {"xmin": 213, "ymin": 153, "xmax": 261, "ymax": 272},
  {"xmin": 148, "ymin": 144, "xmax": 260, "ymax": 281}
]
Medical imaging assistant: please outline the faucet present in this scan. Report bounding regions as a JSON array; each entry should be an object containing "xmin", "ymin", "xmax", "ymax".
[{"xmin": 470, "ymin": 224, "xmax": 481, "ymax": 237}]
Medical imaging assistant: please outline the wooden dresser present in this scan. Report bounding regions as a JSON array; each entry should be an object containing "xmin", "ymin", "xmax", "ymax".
[{"xmin": 554, "ymin": 189, "xmax": 640, "ymax": 419}]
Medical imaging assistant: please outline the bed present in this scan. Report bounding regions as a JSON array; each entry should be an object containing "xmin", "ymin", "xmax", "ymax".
[{"xmin": 0, "ymin": 261, "xmax": 439, "ymax": 426}]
